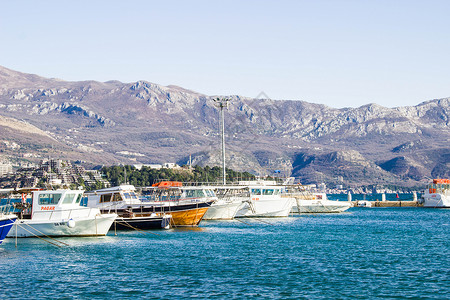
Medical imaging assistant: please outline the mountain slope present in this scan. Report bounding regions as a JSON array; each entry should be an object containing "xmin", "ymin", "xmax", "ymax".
[{"xmin": 0, "ymin": 65, "xmax": 448, "ymax": 186}]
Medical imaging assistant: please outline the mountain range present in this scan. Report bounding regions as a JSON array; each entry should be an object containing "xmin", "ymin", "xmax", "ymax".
[{"xmin": 0, "ymin": 65, "xmax": 449, "ymax": 187}]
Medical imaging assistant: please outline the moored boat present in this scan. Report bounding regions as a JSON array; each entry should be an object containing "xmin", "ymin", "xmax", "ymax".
[
  {"xmin": 0, "ymin": 205, "xmax": 17, "ymax": 245},
  {"xmin": 7, "ymin": 189, "xmax": 117, "ymax": 238},
  {"xmin": 419, "ymin": 179, "xmax": 450, "ymax": 208},
  {"xmin": 86, "ymin": 185, "xmax": 172, "ymax": 230},
  {"xmin": 142, "ymin": 182, "xmax": 215, "ymax": 226},
  {"xmin": 234, "ymin": 183, "xmax": 295, "ymax": 218},
  {"xmin": 290, "ymin": 192, "xmax": 352, "ymax": 213},
  {"xmin": 203, "ymin": 187, "xmax": 245, "ymax": 220}
]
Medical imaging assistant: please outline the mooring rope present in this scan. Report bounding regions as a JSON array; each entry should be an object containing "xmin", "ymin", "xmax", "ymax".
[
  {"xmin": 14, "ymin": 223, "xmax": 67, "ymax": 248},
  {"xmin": 234, "ymin": 218, "xmax": 253, "ymax": 226},
  {"xmin": 20, "ymin": 223, "xmax": 70, "ymax": 246}
]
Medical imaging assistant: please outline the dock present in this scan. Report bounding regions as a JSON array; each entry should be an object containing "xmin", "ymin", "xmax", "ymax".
[{"xmin": 352, "ymin": 200, "xmax": 423, "ymax": 207}]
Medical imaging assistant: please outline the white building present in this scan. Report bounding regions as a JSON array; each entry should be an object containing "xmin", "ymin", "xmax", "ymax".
[{"xmin": 0, "ymin": 164, "xmax": 13, "ymax": 176}]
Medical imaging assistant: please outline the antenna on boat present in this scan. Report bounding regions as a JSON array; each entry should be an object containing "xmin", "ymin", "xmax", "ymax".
[{"xmin": 213, "ymin": 97, "xmax": 230, "ymax": 185}]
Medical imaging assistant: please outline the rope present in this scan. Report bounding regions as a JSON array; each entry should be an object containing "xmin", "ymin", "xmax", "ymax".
[
  {"xmin": 20, "ymin": 222, "xmax": 70, "ymax": 246},
  {"xmin": 14, "ymin": 223, "xmax": 66, "ymax": 248},
  {"xmin": 234, "ymin": 218, "xmax": 253, "ymax": 226},
  {"xmin": 252, "ymin": 218, "xmax": 274, "ymax": 226}
]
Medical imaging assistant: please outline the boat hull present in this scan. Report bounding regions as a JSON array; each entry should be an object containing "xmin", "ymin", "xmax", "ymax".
[
  {"xmin": 236, "ymin": 198, "xmax": 294, "ymax": 218},
  {"xmin": 0, "ymin": 215, "xmax": 17, "ymax": 244},
  {"xmin": 169, "ymin": 207, "xmax": 209, "ymax": 226},
  {"xmin": 422, "ymin": 194, "xmax": 450, "ymax": 208},
  {"xmin": 203, "ymin": 201, "xmax": 243, "ymax": 220},
  {"xmin": 292, "ymin": 200, "xmax": 352, "ymax": 213},
  {"xmin": 112, "ymin": 215, "xmax": 171, "ymax": 230},
  {"xmin": 7, "ymin": 214, "xmax": 116, "ymax": 238}
]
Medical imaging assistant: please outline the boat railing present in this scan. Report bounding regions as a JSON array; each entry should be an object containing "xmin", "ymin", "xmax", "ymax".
[{"xmin": 0, "ymin": 204, "xmax": 14, "ymax": 215}]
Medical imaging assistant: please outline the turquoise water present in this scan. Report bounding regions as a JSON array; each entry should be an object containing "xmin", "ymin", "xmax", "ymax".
[{"xmin": 1, "ymin": 207, "xmax": 449, "ymax": 299}]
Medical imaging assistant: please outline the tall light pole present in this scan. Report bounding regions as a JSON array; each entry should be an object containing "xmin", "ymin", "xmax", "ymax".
[{"xmin": 213, "ymin": 98, "xmax": 230, "ymax": 185}]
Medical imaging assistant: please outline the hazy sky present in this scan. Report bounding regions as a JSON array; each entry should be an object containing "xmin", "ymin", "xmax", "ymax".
[{"xmin": 1, "ymin": 0, "xmax": 449, "ymax": 108}]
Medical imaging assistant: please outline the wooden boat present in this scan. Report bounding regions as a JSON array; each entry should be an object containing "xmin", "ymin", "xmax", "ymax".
[
  {"xmin": 86, "ymin": 185, "xmax": 172, "ymax": 230},
  {"xmin": 142, "ymin": 182, "xmax": 215, "ymax": 226}
]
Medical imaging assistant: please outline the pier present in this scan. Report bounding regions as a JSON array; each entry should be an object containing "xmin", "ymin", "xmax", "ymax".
[{"xmin": 352, "ymin": 200, "xmax": 423, "ymax": 207}]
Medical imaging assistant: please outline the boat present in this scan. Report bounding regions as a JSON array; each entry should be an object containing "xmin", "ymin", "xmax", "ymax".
[
  {"xmin": 419, "ymin": 179, "xmax": 450, "ymax": 208},
  {"xmin": 234, "ymin": 183, "xmax": 295, "ymax": 218},
  {"xmin": 203, "ymin": 187, "xmax": 245, "ymax": 220},
  {"xmin": 7, "ymin": 189, "xmax": 117, "ymax": 238},
  {"xmin": 86, "ymin": 185, "xmax": 172, "ymax": 230},
  {"xmin": 356, "ymin": 200, "xmax": 372, "ymax": 207},
  {"xmin": 142, "ymin": 182, "xmax": 215, "ymax": 226},
  {"xmin": 290, "ymin": 192, "xmax": 352, "ymax": 213},
  {"xmin": 0, "ymin": 205, "xmax": 17, "ymax": 245}
]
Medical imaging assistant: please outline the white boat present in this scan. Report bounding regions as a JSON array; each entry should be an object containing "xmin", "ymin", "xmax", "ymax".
[
  {"xmin": 235, "ymin": 184, "xmax": 295, "ymax": 218},
  {"xmin": 291, "ymin": 193, "xmax": 352, "ymax": 213},
  {"xmin": 356, "ymin": 200, "xmax": 372, "ymax": 207},
  {"xmin": 86, "ymin": 185, "xmax": 172, "ymax": 229},
  {"xmin": 203, "ymin": 187, "xmax": 245, "ymax": 220},
  {"xmin": 419, "ymin": 179, "xmax": 450, "ymax": 208},
  {"xmin": 7, "ymin": 189, "xmax": 117, "ymax": 238}
]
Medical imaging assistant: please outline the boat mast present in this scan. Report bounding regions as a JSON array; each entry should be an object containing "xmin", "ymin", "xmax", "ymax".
[{"xmin": 214, "ymin": 98, "xmax": 230, "ymax": 185}]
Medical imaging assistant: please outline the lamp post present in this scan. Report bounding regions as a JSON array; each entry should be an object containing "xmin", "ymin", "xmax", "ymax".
[{"xmin": 213, "ymin": 98, "xmax": 230, "ymax": 185}]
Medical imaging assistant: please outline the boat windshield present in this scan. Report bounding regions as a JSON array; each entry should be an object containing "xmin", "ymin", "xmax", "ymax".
[
  {"xmin": 262, "ymin": 189, "xmax": 274, "ymax": 195},
  {"xmin": 38, "ymin": 193, "xmax": 62, "ymax": 205},
  {"xmin": 123, "ymin": 192, "xmax": 139, "ymax": 200},
  {"xmin": 251, "ymin": 189, "xmax": 262, "ymax": 195},
  {"xmin": 184, "ymin": 189, "xmax": 205, "ymax": 198},
  {"xmin": 62, "ymin": 193, "xmax": 77, "ymax": 204},
  {"xmin": 204, "ymin": 189, "xmax": 216, "ymax": 197}
]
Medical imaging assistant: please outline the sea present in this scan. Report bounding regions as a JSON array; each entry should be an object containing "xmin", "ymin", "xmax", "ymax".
[{"xmin": 0, "ymin": 201, "xmax": 449, "ymax": 299}]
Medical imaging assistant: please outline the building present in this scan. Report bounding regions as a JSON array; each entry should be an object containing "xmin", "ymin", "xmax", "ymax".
[{"xmin": 0, "ymin": 164, "xmax": 13, "ymax": 176}]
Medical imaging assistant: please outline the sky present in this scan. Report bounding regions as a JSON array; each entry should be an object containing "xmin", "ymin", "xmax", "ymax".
[{"xmin": 1, "ymin": 0, "xmax": 450, "ymax": 108}]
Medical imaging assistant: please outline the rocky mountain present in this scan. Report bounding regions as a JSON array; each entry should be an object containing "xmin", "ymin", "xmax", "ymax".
[{"xmin": 0, "ymin": 65, "xmax": 449, "ymax": 187}]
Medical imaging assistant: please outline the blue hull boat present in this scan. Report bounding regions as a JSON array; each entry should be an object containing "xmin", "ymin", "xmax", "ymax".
[{"xmin": 0, "ymin": 214, "xmax": 17, "ymax": 245}]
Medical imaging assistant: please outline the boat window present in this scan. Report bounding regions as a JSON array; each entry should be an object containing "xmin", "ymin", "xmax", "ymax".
[
  {"xmin": 205, "ymin": 189, "xmax": 216, "ymax": 197},
  {"xmin": 262, "ymin": 189, "xmax": 274, "ymax": 195},
  {"xmin": 76, "ymin": 194, "xmax": 83, "ymax": 204},
  {"xmin": 123, "ymin": 192, "xmax": 138, "ymax": 200},
  {"xmin": 251, "ymin": 189, "xmax": 262, "ymax": 195},
  {"xmin": 100, "ymin": 194, "xmax": 112, "ymax": 203},
  {"xmin": 113, "ymin": 193, "xmax": 123, "ymax": 202},
  {"xmin": 273, "ymin": 189, "xmax": 280, "ymax": 195},
  {"xmin": 184, "ymin": 189, "xmax": 205, "ymax": 198},
  {"xmin": 62, "ymin": 193, "xmax": 77, "ymax": 204},
  {"xmin": 38, "ymin": 193, "xmax": 62, "ymax": 205}
]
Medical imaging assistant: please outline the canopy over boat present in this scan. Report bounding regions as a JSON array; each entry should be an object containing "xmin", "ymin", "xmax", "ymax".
[{"xmin": 152, "ymin": 181, "xmax": 183, "ymax": 188}]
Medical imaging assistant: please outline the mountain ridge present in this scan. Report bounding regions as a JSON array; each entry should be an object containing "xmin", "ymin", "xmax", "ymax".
[{"xmin": 0, "ymin": 65, "xmax": 449, "ymax": 187}]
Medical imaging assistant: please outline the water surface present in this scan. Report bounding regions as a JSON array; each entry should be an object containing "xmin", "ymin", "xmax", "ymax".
[{"xmin": 1, "ymin": 207, "xmax": 448, "ymax": 299}]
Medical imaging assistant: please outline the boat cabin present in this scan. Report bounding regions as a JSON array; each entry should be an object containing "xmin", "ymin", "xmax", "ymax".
[
  {"xmin": 248, "ymin": 186, "xmax": 284, "ymax": 200},
  {"xmin": 142, "ymin": 185, "xmax": 217, "ymax": 204},
  {"xmin": 26, "ymin": 189, "xmax": 86, "ymax": 220},
  {"xmin": 85, "ymin": 185, "xmax": 142, "ymax": 209},
  {"xmin": 427, "ymin": 179, "xmax": 450, "ymax": 194}
]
